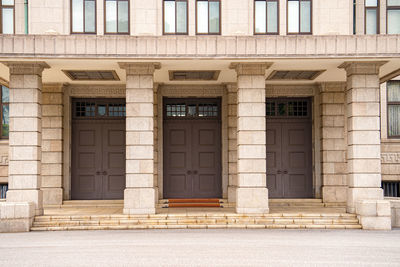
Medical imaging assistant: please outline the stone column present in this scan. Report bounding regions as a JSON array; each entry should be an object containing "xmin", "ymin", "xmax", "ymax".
[
  {"xmin": 319, "ymin": 82, "xmax": 347, "ymax": 203},
  {"xmin": 227, "ymin": 84, "xmax": 238, "ymax": 203},
  {"xmin": 339, "ymin": 61, "xmax": 391, "ymax": 230},
  {"xmin": 230, "ymin": 63, "xmax": 271, "ymax": 214},
  {"xmin": 41, "ymin": 84, "xmax": 64, "ymax": 205},
  {"xmin": 119, "ymin": 62, "xmax": 160, "ymax": 215},
  {"xmin": 4, "ymin": 62, "xmax": 49, "ymax": 216}
]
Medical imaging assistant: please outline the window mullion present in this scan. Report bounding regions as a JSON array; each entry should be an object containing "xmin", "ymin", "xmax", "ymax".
[{"xmin": 175, "ymin": 0, "xmax": 178, "ymax": 33}]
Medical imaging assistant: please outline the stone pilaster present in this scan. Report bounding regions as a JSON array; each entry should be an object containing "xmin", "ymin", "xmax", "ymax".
[
  {"xmin": 340, "ymin": 61, "xmax": 391, "ymax": 230},
  {"xmin": 227, "ymin": 84, "xmax": 238, "ymax": 203},
  {"xmin": 4, "ymin": 61, "xmax": 49, "ymax": 216},
  {"xmin": 230, "ymin": 63, "xmax": 272, "ymax": 214},
  {"xmin": 153, "ymin": 84, "xmax": 159, "ymax": 201},
  {"xmin": 119, "ymin": 62, "xmax": 160, "ymax": 215},
  {"xmin": 319, "ymin": 82, "xmax": 347, "ymax": 203},
  {"xmin": 41, "ymin": 84, "xmax": 64, "ymax": 205}
]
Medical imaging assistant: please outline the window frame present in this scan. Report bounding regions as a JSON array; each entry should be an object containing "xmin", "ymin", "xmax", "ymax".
[
  {"xmin": 104, "ymin": 0, "xmax": 130, "ymax": 35},
  {"xmin": 387, "ymin": 0, "xmax": 400, "ymax": 34},
  {"xmin": 254, "ymin": 0, "xmax": 279, "ymax": 35},
  {"xmin": 163, "ymin": 0, "xmax": 189, "ymax": 35},
  {"xmin": 195, "ymin": 0, "xmax": 221, "ymax": 35},
  {"xmin": 0, "ymin": 0, "xmax": 15, "ymax": 34},
  {"xmin": 286, "ymin": 0, "xmax": 312, "ymax": 35},
  {"xmin": 0, "ymin": 84, "xmax": 9, "ymax": 139},
  {"xmin": 70, "ymin": 0, "xmax": 97, "ymax": 34},
  {"xmin": 387, "ymin": 80, "xmax": 400, "ymax": 138},
  {"xmin": 364, "ymin": 0, "xmax": 379, "ymax": 34}
]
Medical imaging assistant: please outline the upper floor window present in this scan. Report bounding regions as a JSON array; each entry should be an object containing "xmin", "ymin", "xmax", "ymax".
[
  {"xmin": 196, "ymin": 0, "xmax": 220, "ymax": 34},
  {"xmin": 0, "ymin": 85, "xmax": 9, "ymax": 138},
  {"xmin": 105, "ymin": 0, "xmax": 129, "ymax": 34},
  {"xmin": 164, "ymin": 0, "xmax": 188, "ymax": 35},
  {"xmin": 388, "ymin": 81, "xmax": 400, "ymax": 138},
  {"xmin": 387, "ymin": 0, "xmax": 400, "ymax": 34},
  {"xmin": 365, "ymin": 0, "xmax": 379, "ymax": 34},
  {"xmin": 71, "ymin": 0, "xmax": 96, "ymax": 34},
  {"xmin": 1, "ymin": 0, "xmax": 14, "ymax": 34},
  {"xmin": 287, "ymin": 0, "xmax": 311, "ymax": 34},
  {"xmin": 254, "ymin": 0, "xmax": 279, "ymax": 34}
]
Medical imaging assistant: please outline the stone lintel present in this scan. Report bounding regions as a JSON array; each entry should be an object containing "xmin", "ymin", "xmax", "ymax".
[
  {"xmin": 2, "ymin": 61, "xmax": 50, "ymax": 76},
  {"xmin": 225, "ymin": 83, "xmax": 238, "ymax": 93},
  {"xmin": 338, "ymin": 61, "xmax": 388, "ymax": 76},
  {"xmin": 318, "ymin": 82, "xmax": 346, "ymax": 93},
  {"xmin": 118, "ymin": 62, "xmax": 161, "ymax": 75},
  {"xmin": 229, "ymin": 62, "xmax": 273, "ymax": 76}
]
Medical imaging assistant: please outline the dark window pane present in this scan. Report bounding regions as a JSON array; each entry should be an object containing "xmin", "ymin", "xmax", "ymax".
[
  {"xmin": 2, "ymin": 104, "xmax": 9, "ymax": 137},
  {"xmin": 2, "ymin": 86, "xmax": 9, "ymax": 103}
]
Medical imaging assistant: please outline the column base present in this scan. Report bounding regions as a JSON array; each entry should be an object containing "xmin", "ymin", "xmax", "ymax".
[
  {"xmin": 356, "ymin": 200, "xmax": 391, "ymax": 230},
  {"xmin": 236, "ymin": 188, "xmax": 269, "ymax": 214},
  {"xmin": 347, "ymin": 187, "xmax": 383, "ymax": 213},
  {"xmin": 228, "ymin": 186, "xmax": 237, "ymax": 203},
  {"xmin": 42, "ymin": 188, "xmax": 63, "ymax": 205},
  {"xmin": 6, "ymin": 190, "xmax": 43, "ymax": 216},
  {"xmin": 0, "ymin": 202, "xmax": 35, "ymax": 233},
  {"xmin": 322, "ymin": 186, "xmax": 347, "ymax": 203},
  {"xmin": 123, "ymin": 188, "xmax": 156, "ymax": 215}
]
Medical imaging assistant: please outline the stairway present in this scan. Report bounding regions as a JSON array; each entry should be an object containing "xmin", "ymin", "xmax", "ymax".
[
  {"xmin": 160, "ymin": 199, "xmax": 224, "ymax": 208},
  {"xmin": 31, "ymin": 212, "xmax": 361, "ymax": 231}
]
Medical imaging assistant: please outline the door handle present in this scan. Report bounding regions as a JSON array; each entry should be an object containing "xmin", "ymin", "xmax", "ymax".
[
  {"xmin": 193, "ymin": 170, "xmax": 198, "ymax": 175},
  {"xmin": 102, "ymin": 171, "xmax": 107, "ymax": 175},
  {"xmin": 187, "ymin": 170, "xmax": 192, "ymax": 175},
  {"xmin": 283, "ymin": 170, "xmax": 288, "ymax": 174},
  {"xmin": 96, "ymin": 171, "xmax": 101, "ymax": 175},
  {"xmin": 277, "ymin": 170, "xmax": 282, "ymax": 174}
]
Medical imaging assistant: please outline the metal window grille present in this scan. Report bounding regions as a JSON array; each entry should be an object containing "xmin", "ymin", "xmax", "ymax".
[{"xmin": 382, "ymin": 181, "xmax": 400, "ymax": 197}]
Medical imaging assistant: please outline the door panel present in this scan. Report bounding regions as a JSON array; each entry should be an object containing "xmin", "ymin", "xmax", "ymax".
[
  {"xmin": 164, "ymin": 120, "xmax": 221, "ymax": 199},
  {"xmin": 72, "ymin": 122, "xmax": 102, "ymax": 199},
  {"xmin": 266, "ymin": 120, "xmax": 312, "ymax": 198},
  {"xmin": 72, "ymin": 120, "xmax": 125, "ymax": 200},
  {"xmin": 164, "ymin": 121, "xmax": 192, "ymax": 198},
  {"xmin": 192, "ymin": 121, "xmax": 221, "ymax": 198},
  {"xmin": 102, "ymin": 122, "xmax": 126, "ymax": 199}
]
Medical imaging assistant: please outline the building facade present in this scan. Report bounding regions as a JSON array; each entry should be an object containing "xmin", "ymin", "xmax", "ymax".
[{"xmin": 0, "ymin": 0, "xmax": 400, "ymax": 232}]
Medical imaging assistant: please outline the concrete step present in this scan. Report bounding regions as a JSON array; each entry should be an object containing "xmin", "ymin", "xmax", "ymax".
[{"xmin": 31, "ymin": 212, "xmax": 361, "ymax": 231}]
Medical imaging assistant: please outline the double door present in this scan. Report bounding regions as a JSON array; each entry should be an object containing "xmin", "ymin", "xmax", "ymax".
[
  {"xmin": 72, "ymin": 120, "xmax": 125, "ymax": 200},
  {"xmin": 266, "ymin": 119, "xmax": 312, "ymax": 198},
  {"xmin": 164, "ymin": 120, "xmax": 222, "ymax": 199}
]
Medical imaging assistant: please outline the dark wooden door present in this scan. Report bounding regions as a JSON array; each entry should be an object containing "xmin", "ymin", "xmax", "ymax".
[
  {"xmin": 266, "ymin": 98, "xmax": 312, "ymax": 198},
  {"xmin": 72, "ymin": 120, "xmax": 125, "ymax": 200},
  {"xmin": 163, "ymin": 98, "xmax": 222, "ymax": 199}
]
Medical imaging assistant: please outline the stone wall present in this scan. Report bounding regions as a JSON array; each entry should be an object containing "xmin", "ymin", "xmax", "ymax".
[
  {"xmin": 381, "ymin": 143, "xmax": 400, "ymax": 181},
  {"xmin": 319, "ymin": 83, "xmax": 347, "ymax": 203},
  {"xmin": 0, "ymin": 142, "xmax": 8, "ymax": 184},
  {"xmin": 41, "ymin": 84, "xmax": 63, "ymax": 205},
  {"xmin": 227, "ymin": 84, "xmax": 238, "ymax": 203}
]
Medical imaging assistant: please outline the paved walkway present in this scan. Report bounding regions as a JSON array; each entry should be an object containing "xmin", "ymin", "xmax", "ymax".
[{"xmin": 1, "ymin": 229, "xmax": 399, "ymax": 266}]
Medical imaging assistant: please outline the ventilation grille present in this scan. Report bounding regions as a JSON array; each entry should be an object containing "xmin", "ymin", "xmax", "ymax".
[
  {"xmin": 63, "ymin": 70, "xmax": 120, "ymax": 81},
  {"xmin": 267, "ymin": 70, "xmax": 325, "ymax": 80},
  {"xmin": 382, "ymin": 181, "xmax": 400, "ymax": 197},
  {"xmin": 169, "ymin": 71, "xmax": 220, "ymax": 81}
]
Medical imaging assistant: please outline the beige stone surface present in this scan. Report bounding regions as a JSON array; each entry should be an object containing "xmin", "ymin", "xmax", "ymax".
[{"xmin": 0, "ymin": 202, "xmax": 34, "ymax": 232}]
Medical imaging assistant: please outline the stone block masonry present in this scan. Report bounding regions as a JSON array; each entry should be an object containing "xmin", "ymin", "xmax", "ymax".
[{"xmin": 119, "ymin": 62, "xmax": 160, "ymax": 215}]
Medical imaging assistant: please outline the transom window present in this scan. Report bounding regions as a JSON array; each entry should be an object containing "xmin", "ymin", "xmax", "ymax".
[
  {"xmin": 254, "ymin": 0, "xmax": 279, "ymax": 34},
  {"xmin": 387, "ymin": 0, "xmax": 400, "ymax": 34},
  {"xmin": 0, "ymin": 85, "xmax": 9, "ymax": 138},
  {"xmin": 287, "ymin": 0, "xmax": 312, "ymax": 34},
  {"xmin": 365, "ymin": 0, "xmax": 379, "ymax": 34},
  {"xmin": 266, "ymin": 99, "xmax": 310, "ymax": 118},
  {"xmin": 164, "ymin": 0, "xmax": 188, "ymax": 35},
  {"xmin": 196, "ymin": 0, "xmax": 220, "ymax": 35},
  {"xmin": 1, "ymin": 0, "xmax": 14, "ymax": 34},
  {"xmin": 105, "ymin": 0, "xmax": 129, "ymax": 34},
  {"xmin": 388, "ymin": 81, "xmax": 400, "ymax": 138},
  {"xmin": 73, "ymin": 99, "xmax": 126, "ymax": 119},
  {"xmin": 71, "ymin": 0, "xmax": 96, "ymax": 34},
  {"xmin": 164, "ymin": 99, "xmax": 220, "ymax": 119}
]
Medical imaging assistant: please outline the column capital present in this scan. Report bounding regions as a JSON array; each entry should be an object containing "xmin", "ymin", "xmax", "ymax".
[
  {"xmin": 229, "ymin": 62, "xmax": 273, "ymax": 75},
  {"xmin": 338, "ymin": 61, "xmax": 388, "ymax": 76},
  {"xmin": 225, "ymin": 83, "xmax": 238, "ymax": 93},
  {"xmin": 2, "ymin": 61, "xmax": 50, "ymax": 76},
  {"xmin": 118, "ymin": 62, "xmax": 161, "ymax": 75}
]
